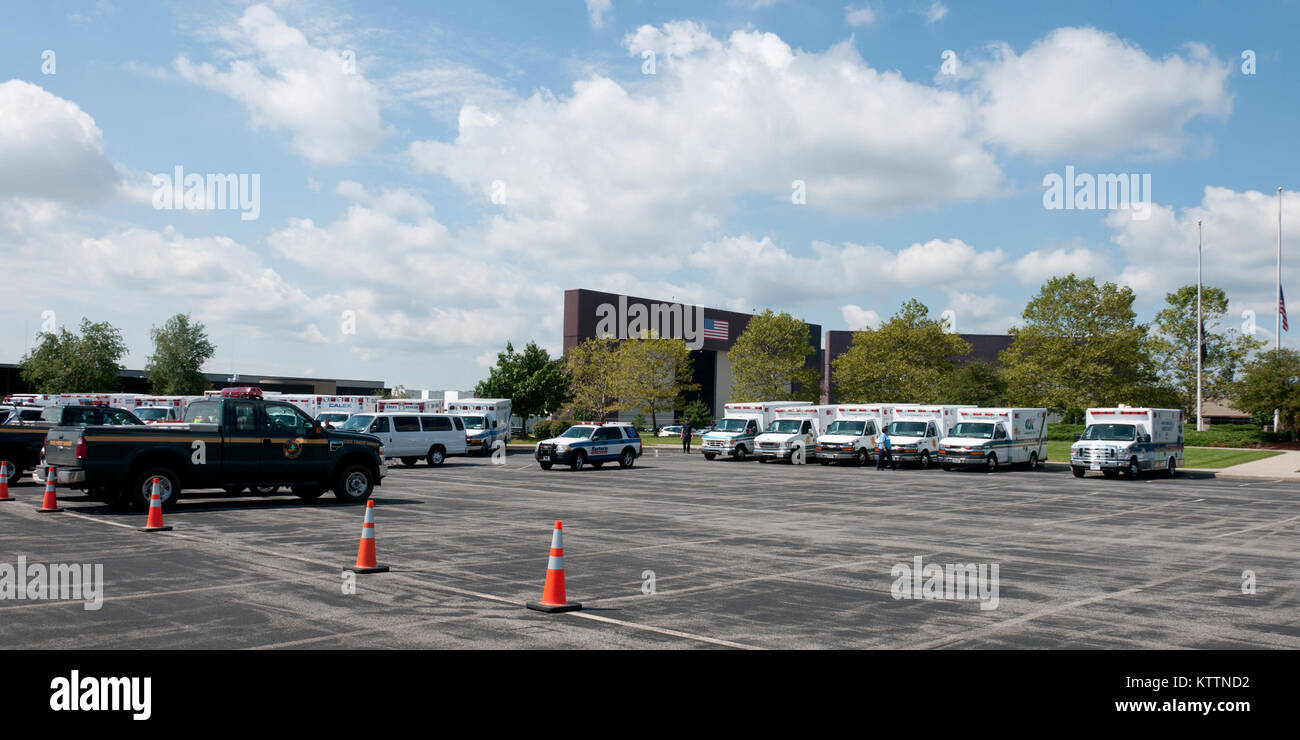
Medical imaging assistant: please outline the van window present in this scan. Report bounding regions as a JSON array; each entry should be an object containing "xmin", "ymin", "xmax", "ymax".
[
  {"xmin": 422, "ymin": 416, "xmax": 452, "ymax": 432},
  {"xmin": 370, "ymin": 417, "xmax": 390, "ymax": 434},
  {"xmin": 393, "ymin": 416, "xmax": 421, "ymax": 433},
  {"xmin": 451, "ymin": 416, "xmax": 464, "ymax": 431}
]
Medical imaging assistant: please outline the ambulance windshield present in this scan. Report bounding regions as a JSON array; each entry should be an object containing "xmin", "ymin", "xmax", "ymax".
[
  {"xmin": 767, "ymin": 419, "xmax": 803, "ymax": 434},
  {"xmin": 1080, "ymin": 423, "xmax": 1136, "ymax": 441},
  {"xmin": 826, "ymin": 420, "xmax": 866, "ymax": 435},
  {"xmin": 950, "ymin": 422, "xmax": 995, "ymax": 439},
  {"xmin": 461, "ymin": 415, "xmax": 486, "ymax": 430},
  {"xmin": 714, "ymin": 418, "xmax": 749, "ymax": 432},
  {"xmin": 338, "ymin": 415, "xmax": 374, "ymax": 432},
  {"xmin": 888, "ymin": 421, "xmax": 928, "ymax": 437}
]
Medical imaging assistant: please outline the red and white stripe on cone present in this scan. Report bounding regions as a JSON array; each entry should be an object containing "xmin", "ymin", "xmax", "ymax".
[
  {"xmin": 139, "ymin": 477, "xmax": 172, "ymax": 532},
  {"xmin": 37, "ymin": 466, "xmax": 62, "ymax": 513},
  {"xmin": 346, "ymin": 500, "xmax": 389, "ymax": 573},
  {"xmin": 0, "ymin": 461, "xmax": 13, "ymax": 501},
  {"xmin": 526, "ymin": 520, "xmax": 582, "ymax": 613}
]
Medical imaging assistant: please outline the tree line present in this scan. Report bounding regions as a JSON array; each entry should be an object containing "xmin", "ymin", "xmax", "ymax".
[{"xmin": 18, "ymin": 314, "xmax": 216, "ymax": 396}]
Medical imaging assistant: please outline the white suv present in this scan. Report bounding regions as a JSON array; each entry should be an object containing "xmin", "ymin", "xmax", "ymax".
[
  {"xmin": 535, "ymin": 423, "xmax": 643, "ymax": 471},
  {"xmin": 338, "ymin": 412, "xmax": 469, "ymax": 467}
]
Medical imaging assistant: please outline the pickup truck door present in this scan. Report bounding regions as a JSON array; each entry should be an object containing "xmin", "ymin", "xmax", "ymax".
[
  {"xmin": 261, "ymin": 403, "xmax": 328, "ymax": 483},
  {"xmin": 223, "ymin": 400, "xmax": 264, "ymax": 484}
]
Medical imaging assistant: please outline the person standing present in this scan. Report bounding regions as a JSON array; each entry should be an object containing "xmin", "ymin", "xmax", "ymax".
[
  {"xmin": 876, "ymin": 429, "xmax": 895, "ymax": 470},
  {"xmin": 681, "ymin": 419, "xmax": 693, "ymax": 453}
]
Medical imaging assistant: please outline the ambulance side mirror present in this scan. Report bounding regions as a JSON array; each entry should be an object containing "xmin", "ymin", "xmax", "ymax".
[{"xmin": 1141, "ymin": 433, "xmax": 1151, "ymax": 443}]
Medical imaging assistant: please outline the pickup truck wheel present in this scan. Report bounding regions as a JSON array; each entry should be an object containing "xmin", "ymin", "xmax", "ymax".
[
  {"xmin": 538, "ymin": 461, "xmax": 553, "ymax": 470},
  {"xmin": 1, "ymin": 460, "xmax": 17, "ymax": 481},
  {"xmin": 1071, "ymin": 466, "xmax": 1085, "ymax": 478},
  {"xmin": 253, "ymin": 485, "xmax": 279, "ymax": 495},
  {"xmin": 426, "ymin": 446, "xmax": 446, "ymax": 466},
  {"xmin": 292, "ymin": 485, "xmax": 325, "ymax": 500},
  {"xmin": 620, "ymin": 447, "xmax": 636, "ymax": 468},
  {"xmin": 333, "ymin": 465, "xmax": 374, "ymax": 503},
  {"xmin": 399, "ymin": 457, "xmax": 419, "ymax": 467},
  {"xmin": 131, "ymin": 468, "xmax": 180, "ymax": 510}
]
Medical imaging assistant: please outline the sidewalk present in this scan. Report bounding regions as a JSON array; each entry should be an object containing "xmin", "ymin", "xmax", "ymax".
[{"xmin": 1187, "ymin": 449, "xmax": 1300, "ymax": 481}]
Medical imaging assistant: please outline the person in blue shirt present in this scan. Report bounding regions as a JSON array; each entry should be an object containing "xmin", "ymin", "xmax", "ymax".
[{"xmin": 876, "ymin": 430, "xmax": 896, "ymax": 470}]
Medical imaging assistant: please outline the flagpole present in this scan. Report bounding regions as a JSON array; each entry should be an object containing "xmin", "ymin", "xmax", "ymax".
[
  {"xmin": 1276, "ymin": 187, "xmax": 1283, "ymax": 433},
  {"xmin": 1197, "ymin": 219, "xmax": 1203, "ymax": 432}
]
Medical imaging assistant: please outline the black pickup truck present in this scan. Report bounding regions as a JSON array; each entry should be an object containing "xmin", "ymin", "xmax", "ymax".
[
  {"xmin": 43, "ymin": 389, "xmax": 387, "ymax": 509},
  {"xmin": 0, "ymin": 405, "xmax": 144, "ymax": 484}
]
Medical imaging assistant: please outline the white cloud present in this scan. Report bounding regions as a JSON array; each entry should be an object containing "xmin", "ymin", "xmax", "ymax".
[
  {"xmin": 844, "ymin": 5, "xmax": 876, "ymax": 27},
  {"xmin": 0, "ymin": 80, "xmax": 122, "ymax": 203},
  {"xmin": 943, "ymin": 290, "xmax": 1018, "ymax": 333},
  {"xmin": 841, "ymin": 304, "xmax": 881, "ymax": 330},
  {"xmin": 1012, "ymin": 246, "xmax": 1111, "ymax": 284},
  {"xmin": 971, "ymin": 27, "xmax": 1232, "ymax": 158},
  {"xmin": 175, "ymin": 4, "xmax": 387, "ymax": 164},
  {"xmin": 925, "ymin": 3, "xmax": 948, "ymax": 24},
  {"xmin": 585, "ymin": 0, "xmax": 612, "ymax": 29}
]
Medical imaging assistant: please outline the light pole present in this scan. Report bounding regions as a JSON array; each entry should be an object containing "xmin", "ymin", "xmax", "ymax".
[
  {"xmin": 1196, "ymin": 219, "xmax": 1203, "ymax": 432},
  {"xmin": 1276, "ymin": 187, "xmax": 1283, "ymax": 433}
]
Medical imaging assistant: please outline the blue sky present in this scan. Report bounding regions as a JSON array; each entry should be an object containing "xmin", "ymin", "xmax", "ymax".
[{"xmin": 1, "ymin": 0, "xmax": 1298, "ymax": 389}]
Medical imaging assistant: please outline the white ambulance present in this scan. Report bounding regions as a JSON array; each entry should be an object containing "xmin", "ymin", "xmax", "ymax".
[
  {"xmin": 938, "ymin": 408, "xmax": 1048, "ymax": 472},
  {"xmin": 445, "ymin": 399, "xmax": 513, "ymax": 456},
  {"xmin": 131, "ymin": 396, "xmax": 194, "ymax": 423},
  {"xmin": 814, "ymin": 404, "xmax": 895, "ymax": 466},
  {"xmin": 755, "ymin": 405, "xmax": 836, "ymax": 462},
  {"xmin": 375, "ymin": 399, "xmax": 444, "ymax": 414},
  {"xmin": 885, "ymin": 405, "xmax": 974, "ymax": 468},
  {"xmin": 1070, "ymin": 406, "xmax": 1184, "ymax": 478},
  {"xmin": 701, "ymin": 402, "xmax": 801, "ymax": 461},
  {"xmin": 315, "ymin": 395, "xmax": 376, "ymax": 427}
]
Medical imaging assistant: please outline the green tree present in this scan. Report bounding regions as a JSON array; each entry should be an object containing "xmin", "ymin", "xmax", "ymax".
[
  {"xmin": 613, "ymin": 337, "xmax": 698, "ymax": 429},
  {"xmin": 1233, "ymin": 348, "xmax": 1300, "ymax": 440},
  {"xmin": 565, "ymin": 337, "xmax": 621, "ymax": 421},
  {"xmin": 728, "ymin": 309, "xmax": 820, "ymax": 401},
  {"xmin": 945, "ymin": 360, "xmax": 1008, "ymax": 406},
  {"xmin": 1000, "ymin": 274, "xmax": 1167, "ymax": 412},
  {"xmin": 682, "ymin": 399, "xmax": 713, "ymax": 429},
  {"xmin": 19, "ymin": 318, "xmax": 127, "ymax": 393},
  {"xmin": 476, "ymin": 341, "xmax": 572, "ymax": 433},
  {"xmin": 1149, "ymin": 285, "xmax": 1264, "ymax": 413},
  {"xmin": 832, "ymin": 299, "xmax": 971, "ymax": 403},
  {"xmin": 145, "ymin": 313, "xmax": 216, "ymax": 395}
]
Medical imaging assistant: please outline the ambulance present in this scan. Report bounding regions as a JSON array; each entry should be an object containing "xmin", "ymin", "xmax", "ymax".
[
  {"xmin": 814, "ymin": 404, "xmax": 894, "ymax": 466},
  {"xmin": 1070, "ymin": 406, "xmax": 1184, "ymax": 478},
  {"xmin": 375, "ymin": 399, "xmax": 444, "ymax": 414},
  {"xmin": 755, "ymin": 405, "xmax": 836, "ymax": 462},
  {"xmin": 701, "ymin": 402, "xmax": 801, "ymax": 461},
  {"xmin": 131, "ymin": 396, "xmax": 195, "ymax": 423},
  {"xmin": 315, "ymin": 395, "xmax": 377, "ymax": 427},
  {"xmin": 445, "ymin": 399, "xmax": 513, "ymax": 456},
  {"xmin": 938, "ymin": 408, "xmax": 1048, "ymax": 472},
  {"xmin": 885, "ymin": 405, "xmax": 974, "ymax": 468}
]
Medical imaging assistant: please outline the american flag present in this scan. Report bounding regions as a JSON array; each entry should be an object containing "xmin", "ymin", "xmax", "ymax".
[
  {"xmin": 703, "ymin": 317, "xmax": 729, "ymax": 341},
  {"xmin": 1283, "ymin": 286, "xmax": 1290, "ymax": 332}
]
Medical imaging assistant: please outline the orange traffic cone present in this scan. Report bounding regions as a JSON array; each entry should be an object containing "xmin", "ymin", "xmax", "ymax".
[
  {"xmin": 0, "ymin": 462, "xmax": 13, "ymax": 502},
  {"xmin": 139, "ymin": 477, "xmax": 172, "ymax": 532},
  {"xmin": 346, "ymin": 500, "xmax": 389, "ymax": 573},
  {"xmin": 526, "ymin": 520, "xmax": 582, "ymax": 613},
  {"xmin": 37, "ymin": 466, "xmax": 62, "ymax": 513}
]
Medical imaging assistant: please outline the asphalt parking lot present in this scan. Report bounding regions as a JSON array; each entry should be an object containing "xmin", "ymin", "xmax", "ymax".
[{"xmin": 1, "ymin": 450, "xmax": 1297, "ymax": 649}]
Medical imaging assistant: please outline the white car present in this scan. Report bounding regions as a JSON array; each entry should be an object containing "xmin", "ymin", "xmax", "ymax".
[
  {"xmin": 658, "ymin": 425, "xmax": 683, "ymax": 437},
  {"xmin": 337, "ymin": 412, "xmax": 468, "ymax": 467}
]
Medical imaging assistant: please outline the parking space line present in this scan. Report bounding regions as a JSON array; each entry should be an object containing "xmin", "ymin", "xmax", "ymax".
[{"xmin": 1210, "ymin": 513, "xmax": 1300, "ymax": 539}]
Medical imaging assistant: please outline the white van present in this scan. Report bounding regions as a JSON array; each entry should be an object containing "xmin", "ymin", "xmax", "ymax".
[
  {"xmin": 886, "ymin": 405, "xmax": 973, "ymax": 468},
  {"xmin": 938, "ymin": 408, "xmax": 1048, "ymax": 472},
  {"xmin": 755, "ymin": 405, "xmax": 836, "ymax": 462},
  {"xmin": 814, "ymin": 404, "xmax": 894, "ymax": 466},
  {"xmin": 1070, "ymin": 406, "xmax": 1184, "ymax": 478},
  {"xmin": 338, "ymin": 412, "xmax": 468, "ymax": 467}
]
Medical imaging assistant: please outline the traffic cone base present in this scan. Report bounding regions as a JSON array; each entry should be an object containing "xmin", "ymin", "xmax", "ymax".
[
  {"xmin": 526, "ymin": 520, "xmax": 582, "ymax": 613},
  {"xmin": 346, "ymin": 564, "xmax": 390, "ymax": 574},
  {"xmin": 526, "ymin": 600, "xmax": 581, "ymax": 613},
  {"xmin": 140, "ymin": 524, "xmax": 173, "ymax": 532}
]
